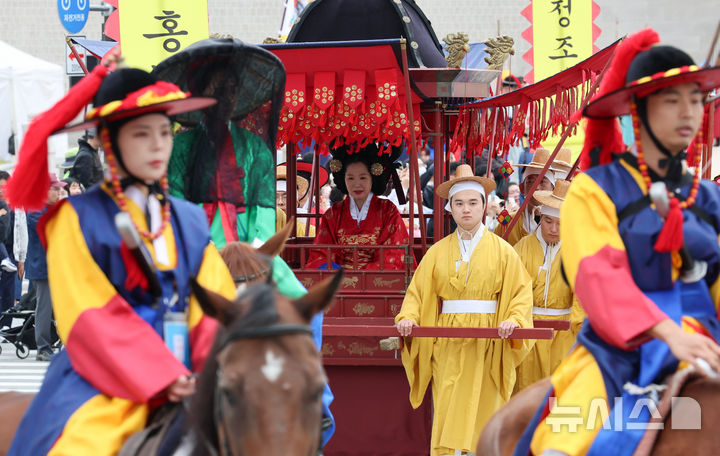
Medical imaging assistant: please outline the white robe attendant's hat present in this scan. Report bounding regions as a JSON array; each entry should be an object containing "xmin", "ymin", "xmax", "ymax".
[
  {"xmin": 534, "ymin": 179, "xmax": 571, "ymax": 218},
  {"xmin": 435, "ymin": 164, "xmax": 496, "ymax": 200},
  {"xmin": 516, "ymin": 148, "xmax": 574, "ymax": 184}
]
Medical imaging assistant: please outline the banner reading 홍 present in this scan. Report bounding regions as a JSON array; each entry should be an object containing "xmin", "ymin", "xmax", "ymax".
[{"xmin": 119, "ymin": 0, "xmax": 209, "ymax": 71}]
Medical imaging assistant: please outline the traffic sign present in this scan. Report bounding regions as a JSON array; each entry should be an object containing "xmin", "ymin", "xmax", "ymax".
[
  {"xmin": 66, "ymin": 36, "xmax": 87, "ymax": 76},
  {"xmin": 58, "ymin": 0, "xmax": 89, "ymax": 34}
]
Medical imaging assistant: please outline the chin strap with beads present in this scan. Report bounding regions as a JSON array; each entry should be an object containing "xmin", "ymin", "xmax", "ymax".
[
  {"xmin": 101, "ymin": 126, "xmax": 171, "ymax": 242},
  {"xmin": 630, "ymin": 100, "xmax": 701, "ymax": 253}
]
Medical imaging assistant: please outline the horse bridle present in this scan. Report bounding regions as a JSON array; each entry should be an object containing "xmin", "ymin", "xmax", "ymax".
[
  {"xmin": 206, "ymin": 322, "xmax": 315, "ymax": 456},
  {"xmin": 232, "ymin": 267, "xmax": 270, "ymax": 284}
]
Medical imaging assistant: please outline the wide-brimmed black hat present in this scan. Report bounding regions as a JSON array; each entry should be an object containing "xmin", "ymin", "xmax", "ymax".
[{"xmin": 151, "ymin": 38, "xmax": 286, "ymax": 127}]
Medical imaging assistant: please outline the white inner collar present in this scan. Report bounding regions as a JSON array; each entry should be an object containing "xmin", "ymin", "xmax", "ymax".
[
  {"xmin": 522, "ymin": 205, "xmax": 539, "ymax": 234},
  {"xmin": 124, "ymin": 185, "xmax": 170, "ymax": 267},
  {"xmin": 349, "ymin": 192, "xmax": 374, "ymax": 226},
  {"xmin": 456, "ymin": 223, "xmax": 485, "ymax": 266},
  {"xmin": 535, "ymin": 228, "xmax": 561, "ymax": 307}
]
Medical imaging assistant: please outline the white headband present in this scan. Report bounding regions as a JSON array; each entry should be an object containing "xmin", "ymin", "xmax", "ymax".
[
  {"xmin": 444, "ymin": 181, "xmax": 486, "ymax": 211},
  {"xmin": 276, "ymin": 180, "xmax": 287, "ymax": 192},
  {"xmin": 522, "ymin": 168, "xmax": 556, "ymax": 186},
  {"xmin": 539, "ymin": 205, "xmax": 560, "ymax": 218},
  {"xmin": 553, "ymin": 169, "xmax": 570, "ymax": 180}
]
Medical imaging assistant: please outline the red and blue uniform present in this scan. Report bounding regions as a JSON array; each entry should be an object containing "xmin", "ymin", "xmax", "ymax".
[
  {"xmin": 515, "ymin": 155, "xmax": 720, "ymax": 456},
  {"xmin": 9, "ymin": 184, "xmax": 235, "ymax": 456}
]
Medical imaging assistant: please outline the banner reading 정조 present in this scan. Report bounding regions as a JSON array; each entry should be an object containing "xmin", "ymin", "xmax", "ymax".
[
  {"xmin": 119, "ymin": 0, "xmax": 209, "ymax": 71},
  {"xmin": 531, "ymin": 0, "xmax": 594, "ymax": 82},
  {"xmin": 523, "ymin": 0, "xmax": 600, "ymax": 158}
]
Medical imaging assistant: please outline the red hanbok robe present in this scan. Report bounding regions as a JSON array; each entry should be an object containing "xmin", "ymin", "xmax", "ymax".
[{"xmin": 306, "ymin": 195, "xmax": 410, "ymax": 270}]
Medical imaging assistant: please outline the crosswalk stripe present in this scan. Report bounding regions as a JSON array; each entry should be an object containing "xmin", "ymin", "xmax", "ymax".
[{"xmin": 0, "ymin": 342, "xmax": 48, "ymax": 393}]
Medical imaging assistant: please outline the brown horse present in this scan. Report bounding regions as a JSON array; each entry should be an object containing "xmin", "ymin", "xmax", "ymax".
[
  {"xmin": 188, "ymin": 270, "xmax": 342, "ymax": 456},
  {"xmin": 0, "ymin": 392, "xmax": 33, "ymax": 455},
  {"xmin": 478, "ymin": 374, "xmax": 720, "ymax": 455},
  {"xmin": 0, "ymin": 220, "xmax": 332, "ymax": 456}
]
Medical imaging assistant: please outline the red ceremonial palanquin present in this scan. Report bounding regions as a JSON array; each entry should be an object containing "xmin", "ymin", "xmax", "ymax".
[{"xmin": 305, "ymin": 195, "xmax": 409, "ymax": 270}]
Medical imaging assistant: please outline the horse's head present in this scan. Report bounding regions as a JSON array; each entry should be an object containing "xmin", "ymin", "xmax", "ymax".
[{"xmin": 189, "ymin": 269, "xmax": 342, "ymax": 456}]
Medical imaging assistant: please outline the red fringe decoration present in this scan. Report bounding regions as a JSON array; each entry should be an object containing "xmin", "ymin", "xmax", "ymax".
[
  {"xmin": 451, "ymin": 80, "xmax": 596, "ymax": 160},
  {"xmin": 654, "ymin": 198, "xmax": 684, "ymax": 252},
  {"xmin": 6, "ymin": 64, "xmax": 109, "ymax": 210},
  {"xmin": 580, "ymin": 28, "xmax": 660, "ymax": 169}
]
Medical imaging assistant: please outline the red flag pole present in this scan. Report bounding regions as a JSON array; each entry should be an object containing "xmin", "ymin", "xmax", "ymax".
[
  {"xmin": 400, "ymin": 39, "xmax": 427, "ymax": 251},
  {"xmin": 66, "ymin": 37, "xmax": 89, "ymax": 75},
  {"xmin": 501, "ymin": 43, "xmax": 620, "ymax": 241}
]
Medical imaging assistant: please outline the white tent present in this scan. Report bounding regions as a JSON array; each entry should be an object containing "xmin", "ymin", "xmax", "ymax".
[{"xmin": 0, "ymin": 41, "xmax": 67, "ymax": 169}]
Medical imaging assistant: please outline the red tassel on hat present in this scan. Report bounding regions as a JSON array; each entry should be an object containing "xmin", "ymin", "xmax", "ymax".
[
  {"xmin": 6, "ymin": 64, "xmax": 109, "ymax": 210},
  {"xmin": 654, "ymin": 197, "xmax": 684, "ymax": 252},
  {"xmin": 580, "ymin": 28, "xmax": 660, "ymax": 169}
]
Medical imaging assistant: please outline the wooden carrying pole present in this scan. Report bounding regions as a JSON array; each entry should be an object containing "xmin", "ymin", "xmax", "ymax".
[
  {"xmin": 323, "ymin": 325, "xmax": 553, "ymax": 339},
  {"xmin": 303, "ymin": 144, "xmax": 321, "ymax": 236},
  {"xmin": 501, "ymin": 44, "xmax": 620, "ymax": 241},
  {"xmin": 287, "ymin": 142, "xmax": 298, "ymax": 238},
  {"xmin": 432, "ymin": 101, "xmax": 444, "ymax": 241}
]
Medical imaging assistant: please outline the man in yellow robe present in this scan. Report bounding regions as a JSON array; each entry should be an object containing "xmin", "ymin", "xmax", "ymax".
[
  {"xmin": 494, "ymin": 148, "xmax": 570, "ymax": 245},
  {"xmin": 396, "ymin": 164, "xmax": 534, "ymax": 456},
  {"xmin": 513, "ymin": 180, "xmax": 585, "ymax": 392}
]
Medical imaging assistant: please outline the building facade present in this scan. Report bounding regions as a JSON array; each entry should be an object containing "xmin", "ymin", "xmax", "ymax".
[{"xmin": 1, "ymin": 1, "xmax": 717, "ymax": 83}]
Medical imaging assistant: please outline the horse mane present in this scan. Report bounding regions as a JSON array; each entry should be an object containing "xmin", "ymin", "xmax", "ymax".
[
  {"xmin": 189, "ymin": 282, "xmax": 281, "ymax": 454},
  {"xmin": 219, "ymin": 242, "xmax": 272, "ymax": 285},
  {"xmin": 190, "ymin": 337, "xmax": 221, "ymax": 454}
]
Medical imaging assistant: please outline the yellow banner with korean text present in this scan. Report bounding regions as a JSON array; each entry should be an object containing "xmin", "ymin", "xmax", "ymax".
[
  {"xmin": 119, "ymin": 0, "xmax": 209, "ymax": 71},
  {"xmin": 531, "ymin": 0, "xmax": 595, "ymax": 159}
]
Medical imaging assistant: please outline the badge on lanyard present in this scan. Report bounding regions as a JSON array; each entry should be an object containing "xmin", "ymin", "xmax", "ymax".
[{"xmin": 164, "ymin": 311, "xmax": 190, "ymax": 369}]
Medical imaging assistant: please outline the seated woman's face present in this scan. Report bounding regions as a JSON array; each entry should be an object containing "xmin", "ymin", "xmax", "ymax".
[
  {"xmin": 116, "ymin": 113, "xmax": 173, "ymax": 184},
  {"xmin": 345, "ymin": 162, "xmax": 372, "ymax": 203}
]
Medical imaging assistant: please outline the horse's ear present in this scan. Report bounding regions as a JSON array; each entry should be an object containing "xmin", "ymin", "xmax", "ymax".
[
  {"xmin": 292, "ymin": 269, "xmax": 343, "ymax": 321},
  {"xmin": 257, "ymin": 218, "xmax": 294, "ymax": 257},
  {"xmin": 190, "ymin": 277, "xmax": 239, "ymax": 326}
]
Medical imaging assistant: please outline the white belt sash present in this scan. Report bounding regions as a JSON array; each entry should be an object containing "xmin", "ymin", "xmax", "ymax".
[
  {"xmin": 441, "ymin": 300, "xmax": 497, "ymax": 314},
  {"xmin": 532, "ymin": 306, "xmax": 571, "ymax": 316}
]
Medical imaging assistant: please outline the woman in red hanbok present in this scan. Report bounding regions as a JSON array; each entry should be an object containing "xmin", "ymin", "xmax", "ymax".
[{"xmin": 305, "ymin": 144, "xmax": 411, "ymax": 270}]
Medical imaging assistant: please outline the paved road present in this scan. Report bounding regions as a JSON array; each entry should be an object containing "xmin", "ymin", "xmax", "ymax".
[{"xmin": 0, "ymin": 342, "xmax": 48, "ymax": 393}]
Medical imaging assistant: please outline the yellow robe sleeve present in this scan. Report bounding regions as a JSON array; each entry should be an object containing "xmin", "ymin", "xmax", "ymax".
[
  {"xmin": 489, "ymin": 235, "xmax": 534, "ymax": 400},
  {"xmin": 570, "ymin": 295, "xmax": 586, "ymax": 335},
  {"xmin": 709, "ymin": 234, "xmax": 720, "ymax": 311},
  {"xmin": 395, "ymin": 242, "xmax": 440, "ymax": 408}
]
